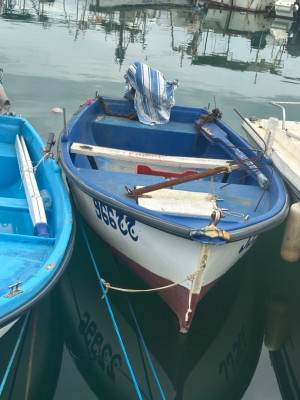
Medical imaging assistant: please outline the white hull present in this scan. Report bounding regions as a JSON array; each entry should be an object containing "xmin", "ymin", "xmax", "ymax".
[{"xmin": 71, "ymin": 183, "xmax": 257, "ymax": 332}]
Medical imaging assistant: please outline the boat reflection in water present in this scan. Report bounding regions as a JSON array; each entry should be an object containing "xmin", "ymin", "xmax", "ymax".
[
  {"xmin": 262, "ymin": 224, "xmax": 300, "ymax": 399},
  {"xmin": 0, "ymin": 295, "xmax": 63, "ymax": 400},
  {"xmin": 1, "ymin": 0, "xmax": 300, "ymax": 73},
  {"xmin": 86, "ymin": 3, "xmax": 300, "ymax": 71},
  {"xmin": 58, "ymin": 218, "xmax": 266, "ymax": 399}
]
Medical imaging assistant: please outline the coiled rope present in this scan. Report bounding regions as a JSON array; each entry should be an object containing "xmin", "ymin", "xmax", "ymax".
[{"xmin": 0, "ymin": 312, "xmax": 30, "ymax": 396}]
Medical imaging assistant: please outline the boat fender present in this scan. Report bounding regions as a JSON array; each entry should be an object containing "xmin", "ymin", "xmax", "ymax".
[
  {"xmin": 34, "ymin": 222, "xmax": 51, "ymax": 238},
  {"xmin": 280, "ymin": 202, "xmax": 300, "ymax": 262}
]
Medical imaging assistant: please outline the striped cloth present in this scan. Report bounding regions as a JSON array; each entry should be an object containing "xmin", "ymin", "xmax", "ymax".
[{"xmin": 124, "ymin": 62, "xmax": 179, "ymax": 125}]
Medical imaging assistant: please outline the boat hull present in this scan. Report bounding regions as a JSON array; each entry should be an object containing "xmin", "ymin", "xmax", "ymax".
[
  {"xmin": 70, "ymin": 182, "xmax": 257, "ymax": 332},
  {"xmin": 0, "ymin": 113, "xmax": 75, "ymax": 336}
]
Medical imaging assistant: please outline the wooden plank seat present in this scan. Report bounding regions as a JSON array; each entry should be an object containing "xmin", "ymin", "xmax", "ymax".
[{"xmin": 70, "ymin": 142, "xmax": 237, "ymax": 170}]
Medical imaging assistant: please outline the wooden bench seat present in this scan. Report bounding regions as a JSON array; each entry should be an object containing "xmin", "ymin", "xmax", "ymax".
[{"xmin": 70, "ymin": 142, "xmax": 237, "ymax": 170}]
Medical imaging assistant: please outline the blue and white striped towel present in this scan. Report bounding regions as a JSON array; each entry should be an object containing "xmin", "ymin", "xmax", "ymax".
[{"xmin": 124, "ymin": 62, "xmax": 179, "ymax": 125}]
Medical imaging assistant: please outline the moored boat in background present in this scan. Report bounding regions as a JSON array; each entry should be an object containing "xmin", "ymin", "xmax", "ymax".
[
  {"xmin": 242, "ymin": 101, "xmax": 300, "ymax": 202},
  {"xmin": 242, "ymin": 101, "xmax": 300, "ymax": 262}
]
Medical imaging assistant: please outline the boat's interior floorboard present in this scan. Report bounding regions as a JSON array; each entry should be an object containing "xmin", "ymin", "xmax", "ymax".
[
  {"xmin": 77, "ymin": 168, "xmax": 268, "ymax": 220},
  {"xmin": 0, "ymin": 238, "xmax": 54, "ymax": 296}
]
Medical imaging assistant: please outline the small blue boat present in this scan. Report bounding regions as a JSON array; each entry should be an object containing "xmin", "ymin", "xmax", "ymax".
[
  {"xmin": 58, "ymin": 85, "xmax": 289, "ymax": 332},
  {"xmin": 0, "ymin": 88, "xmax": 75, "ymax": 337}
]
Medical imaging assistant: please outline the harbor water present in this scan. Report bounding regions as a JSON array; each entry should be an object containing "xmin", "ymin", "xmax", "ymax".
[{"xmin": 0, "ymin": 1, "xmax": 300, "ymax": 398}]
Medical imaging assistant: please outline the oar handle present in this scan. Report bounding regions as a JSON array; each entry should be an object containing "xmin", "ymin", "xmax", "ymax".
[{"xmin": 125, "ymin": 165, "xmax": 230, "ymax": 198}]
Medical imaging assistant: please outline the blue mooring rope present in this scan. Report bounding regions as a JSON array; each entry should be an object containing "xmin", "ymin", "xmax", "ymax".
[
  {"xmin": 79, "ymin": 217, "xmax": 143, "ymax": 400},
  {"xmin": 113, "ymin": 254, "xmax": 166, "ymax": 399},
  {"xmin": 126, "ymin": 297, "xmax": 166, "ymax": 400},
  {"xmin": 0, "ymin": 312, "xmax": 30, "ymax": 395}
]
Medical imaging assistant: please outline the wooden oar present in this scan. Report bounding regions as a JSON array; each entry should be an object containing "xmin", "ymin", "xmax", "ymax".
[
  {"xmin": 198, "ymin": 119, "xmax": 268, "ymax": 189},
  {"xmin": 125, "ymin": 165, "xmax": 230, "ymax": 198}
]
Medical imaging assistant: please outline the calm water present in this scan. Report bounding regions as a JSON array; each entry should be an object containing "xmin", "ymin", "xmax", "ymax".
[{"xmin": 0, "ymin": 1, "xmax": 300, "ymax": 398}]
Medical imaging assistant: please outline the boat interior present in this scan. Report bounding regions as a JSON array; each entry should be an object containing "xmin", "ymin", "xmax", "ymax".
[
  {"xmin": 66, "ymin": 98, "xmax": 284, "ymax": 227},
  {"xmin": 0, "ymin": 117, "xmax": 55, "ymax": 297}
]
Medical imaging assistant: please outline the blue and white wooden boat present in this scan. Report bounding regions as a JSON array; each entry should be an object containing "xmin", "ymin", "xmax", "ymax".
[
  {"xmin": 58, "ymin": 94, "xmax": 288, "ymax": 332},
  {"xmin": 0, "ymin": 102, "xmax": 75, "ymax": 338}
]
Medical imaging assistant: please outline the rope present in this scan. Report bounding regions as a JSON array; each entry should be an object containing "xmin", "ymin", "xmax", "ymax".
[
  {"xmin": 78, "ymin": 217, "xmax": 143, "ymax": 400},
  {"xmin": 0, "ymin": 312, "xmax": 30, "ymax": 396},
  {"xmin": 126, "ymin": 295, "xmax": 167, "ymax": 400},
  {"xmin": 33, "ymin": 153, "xmax": 50, "ymax": 172},
  {"xmin": 98, "ymin": 95, "xmax": 138, "ymax": 120},
  {"xmin": 101, "ymin": 272, "xmax": 197, "ymax": 296},
  {"xmin": 185, "ymin": 286, "xmax": 193, "ymax": 322},
  {"xmin": 112, "ymin": 255, "xmax": 168, "ymax": 399}
]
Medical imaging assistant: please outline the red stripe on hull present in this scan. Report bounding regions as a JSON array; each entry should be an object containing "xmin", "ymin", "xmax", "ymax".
[{"xmin": 103, "ymin": 240, "xmax": 222, "ymax": 332}]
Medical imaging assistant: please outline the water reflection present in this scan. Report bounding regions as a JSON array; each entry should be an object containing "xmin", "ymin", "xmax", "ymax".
[
  {"xmin": 0, "ymin": 296, "xmax": 63, "ymax": 399},
  {"xmin": 0, "ymin": 0, "xmax": 53, "ymax": 21},
  {"xmin": 1, "ymin": 0, "xmax": 299, "ymax": 72},
  {"xmin": 57, "ymin": 216, "xmax": 266, "ymax": 399},
  {"xmin": 261, "ymin": 224, "xmax": 300, "ymax": 400}
]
